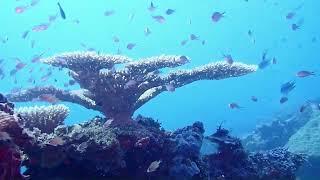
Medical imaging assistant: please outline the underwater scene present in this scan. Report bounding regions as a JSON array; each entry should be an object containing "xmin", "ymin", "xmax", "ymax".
[{"xmin": 0, "ymin": 0, "xmax": 320, "ymax": 179}]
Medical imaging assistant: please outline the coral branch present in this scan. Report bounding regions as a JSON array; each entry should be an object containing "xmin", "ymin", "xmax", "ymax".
[
  {"xmin": 6, "ymin": 86, "xmax": 100, "ymax": 111},
  {"xmin": 17, "ymin": 105, "xmax": 70, "ymax": 133}
]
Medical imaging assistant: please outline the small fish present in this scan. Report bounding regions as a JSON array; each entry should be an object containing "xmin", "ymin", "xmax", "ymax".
[
  {"xmin": 124, "ymin": 80, "xmax": 137, "ymax": 89},
  {"xmin": 10, "ymin": 69, "xmax": 18, "ymax": 76},
  {"xmin": 148, "ymin": 2, "xmax": 156, "ymax": 12},
  {"xmin": 104, "ymin": 10, "xmax": 115, "ymax": 16},
  {"xmin": 211, "ymin": 12, "xmax": 225, "ymax": 22},
  {"xmin": 48, "ymin": 14, "xmax": 58, "ymax": 22},
  {"xmin": 72, "ymin": 19, "xmax": 80, "ymax": 24},
  {"xmin": 15, "ymin": 6, "xmax": 28, "ymax": 14},
  {"xmin": 152, "ymin": 15, "xmax": 165, "ymax": 23},
  {"xmin": 49, "ymin": 137, "xmax": 65, "ymax": 146},
  {"xmin": 0, "ymin": 36, "xmax": 9, "ymax": 44},
  {"xmin": 180, "ymin": 39, "xmax": 188, "ymax": 46},
  {"xmin": 165, "ymin": 84, "xmax": 175, "ymax": 92},
  {"xmin": 201, "ymin": 40, "xmax": 206, "ymax": 45},
  {"xmin": 251, "ymin": 96, "xmax": 258, "ymax": 102},
  {"xmin": 258, "ymin": 51, "xmax": 270, "ymax": 69},
  {"xmin": 38, "ymin": 94, "xmax": 59, "ymax": 104},
  {"xmin": 15, "ymin": 61, "xmax": 26, "ymax": 70},
  {"xmin": 31, "ymin": 40, "xmax": 35, "ymax": 48},
  {"xmin": 272, "ymin": 57, "xmax": 277, "ymax": 64},
  {"xmin": 228, "ymin": 103, "xmax": 242, "ymax": 109},
  {"xmin": 147, "ymin": 160, "xmax": 161, "ymax": 173},
  {"xmin": 258, "ymin": 60, "xmax": 270, "ymax": 69},
  {"xmin": 299, "ymin": 104, "xmax": 307, "ymax": 113},
  {"xmin": 166, "ymin": 9, "xmax": 175, "ymax": 15},
  {"xmin": 179, "ymin": 56, "xmax": 189, "ymax": 63},
  {"xmin": 126, "ymin": 43, "xmax": 136, "ymax": 50},
  {"xmin": 280, "ymin": 97, "xmax": 288, "ymax": 104},
  {"xmin": 57, "ymin": 2, "xmax": 66, "ymax": 19},
  {"xmin": 291, "ymin": 24, "xmax": 300, "ymax": 31},
  {"xmin": 31, "ymin": 52, "xmax": 45, "ymax": 63},
  {"xmin": 286, "ymin": 12, "xmax": 295, "ymax": 20},
  {"xmin": 129, "ymin": 13, "xmax": 135, "ymax": 22},
  {"xmin": 30, "ymin": 0, "xmax": 40, "ymax": 6},
  {"xmin": 280, "ymin": 80, "xmax": 296, "ymax": 95},
  {"xmin": 190, "ymin": 34, "xmax": 199, "ymax": 40},
  {"xmin": 69, "ymin": 80, "xmax": 76, "ymax": 86},
  {"xmin": 223, "ymin": 54, "xmax": 233, "ymax": 65},
  {"xmin": 21, "ymin": 30, "xmax": 29, "ymax": 39},
  {"xmin": 32, "ymin": 23, "xmax": 50, "ymax": 32},
  {"xmin": 144, "ymin": 27, "xmax": 151, "ymax": 36},
  {"xmin": 112, "ymin": 36, "xmax": 120, "ymax": 43},
  {"xmin": 296, "ymin": 71, "xmax": 315, "ymax": 78}
]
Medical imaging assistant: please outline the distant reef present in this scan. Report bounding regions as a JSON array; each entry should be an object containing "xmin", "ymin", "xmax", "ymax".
[
  {"xmin": 0, "ymin": 52, "xmax": 305, "ymax": 179},
  {"xmin": 242, "ymin": 100, "xmax": 320, "ymax": 180}
]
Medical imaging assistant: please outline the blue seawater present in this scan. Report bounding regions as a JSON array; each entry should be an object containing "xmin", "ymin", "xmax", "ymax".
[{"xmin": 1, "ymin": 0, "xmax": 319, "ymax": 136}]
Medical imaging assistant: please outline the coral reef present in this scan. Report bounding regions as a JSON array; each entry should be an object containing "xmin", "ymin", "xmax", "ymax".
[
  {"xmin": 167, "ymin": 121, "xmax": 204, "ymax": 179},
  {"xmin": 285, "ymin": 110, "xmax": 320, "ymax": 180},
  {"xmin": 204, "ymin": 126, "xmax": 305, "ymax": 180},
  {"xmin": 6, "ymin": 51, "xmax": 257, "ymax": 122},
  {"xmin": 242, "ymin": 101, "xmax": 320, "ymax": 179},
  {"xmin": 0, "ymin": 93, "xmax": 32, "ymax": 180},
  {"xmin": 15, "ymin": 115, "xmax": 304, "ymax": 180},
  {"xmin": 17, "ymin": 104, "xmax": 70, "ymax": 133},
  {"xmin": 242, "ymin": 104, "xmax": 317, "ymax": 151}
]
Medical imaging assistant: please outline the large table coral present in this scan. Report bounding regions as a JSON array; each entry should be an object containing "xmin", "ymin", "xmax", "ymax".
[{"xmin": 6, "ymin": 51, "xmax": 257, "ymax": 122}]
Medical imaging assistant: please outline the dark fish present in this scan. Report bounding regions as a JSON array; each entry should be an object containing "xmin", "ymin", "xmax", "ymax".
[
  {"xmin": 190, "ymin": 34, "xmax": 199, "ymax": 40},
  {"xmin": 211, "ymin": 12, "xmax": 225, "ymax": 22},
  {"xmin": 152, "ymin": 16, "xmax": 165, "ymax": 23},
  {"xmin": 69, "ymin": 79, "xmax": 76, "ymax": 85},
  {"xmin": 291, "ymin": 24, "xmax": 300, "ymax": 31},
  {"xmin": 258, "ymin": 50, "xmax": 271, "ymax": 69},
  {"xmin": 148, "ymin": 2, "xmax": 156, "ymax": 12},
  {"xmin": 21, "ymin": 30, "xmax": 29, "ymax": 39},
  {"xmin": 57, "ymin": 2, "xmax": 66, "ymax": 19},
  {"xmin": 251, "ymin": 96, "xmax": 258, "ymax": 102},
  {"xmin": 258, "ymin": 60, "xmax": 270, "ymax": 69},
  {"xmin": 223, "ymin": 54, "xmax": 233, "ymax": 65},
  {"xmin": 280, "ymin": 80, "xmax": 296, "ymax": 95},
  {"xmin": 280, "ymin": 97, "xmax": 288, "ymax": 104},
  {"xmin": 104, "ymin": 10, "xmax": 115, "ymax": 16},
  {"xmin": 126, "ymin": 43, "xmax": 136, "ymax": 50},
  {"xmin": 228, "ymin": 103, "xmax": 243, "ymax": 109},
  {"xmin": 166, "ymin": 9, "xmax": 175, "ymax": 15},
  {"xmin": 286, "ymin": 12, "xmax": 295, "ymax": 20},
  {"xmin": 0, "ymin": 68, "xmax": 4, "ymax": 79},
  {"xmin": 299, "ymin": 104, "xmax": 307, "ymax": 113}
]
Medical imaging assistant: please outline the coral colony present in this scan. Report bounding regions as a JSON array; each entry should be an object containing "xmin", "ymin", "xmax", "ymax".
[
  {"xmin": 0, "ymin": 52, "xmax": 305, "ymax": 179},
  {"xmin": 7, "ymin": 51, "xmax": 257, "ymax": 122}
]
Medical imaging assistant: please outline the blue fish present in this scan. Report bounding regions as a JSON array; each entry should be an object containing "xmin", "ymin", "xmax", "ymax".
[{"xmin": 280, "ymin": 80, "xmax": 296, "ymax": 95}]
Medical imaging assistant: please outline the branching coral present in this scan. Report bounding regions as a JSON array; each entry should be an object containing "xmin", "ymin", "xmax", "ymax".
[
  {"xmin": 6, "ymin": 51, "xmax": 257, "ymax": 122},
  {"xmin": 16, "ymin": 104, "xmax": 70, "ymax": 134}
]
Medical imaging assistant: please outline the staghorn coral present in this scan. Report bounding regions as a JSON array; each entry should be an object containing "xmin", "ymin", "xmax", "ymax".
[
  {"xmin": 16, "ymin": 104, "xmax": 70, "ymax": 134},
  {"xmin": 7, "ymin": 51, "xmax": 257, "ymax": 122}
]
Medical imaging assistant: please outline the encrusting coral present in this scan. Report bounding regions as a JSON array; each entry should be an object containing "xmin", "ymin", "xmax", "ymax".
[
  {"xmin": 6, "ymin": 51, "xmax": 257, "ymax": 122},
  {"xmin": 16, "ymin": 104, "xmax": 70, "ymax": 134}
]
